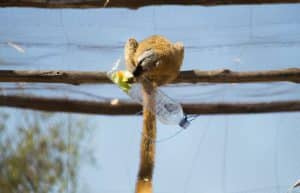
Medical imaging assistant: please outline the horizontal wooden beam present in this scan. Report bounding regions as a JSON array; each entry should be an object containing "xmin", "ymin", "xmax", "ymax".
[
  {"xmin": 0, "ymin": 70, "xmax": 110, "ymax": 85},
  {"xmin": 0, "ymin": 0, "xmax": 300, "ymax": 9},
  {"xmin": 1, "ymin": 94, "xmax": 300, "ymax": 115},
  {"xmin": 0, "ymin": 68, "xmax": 299, "ymax": 85}
]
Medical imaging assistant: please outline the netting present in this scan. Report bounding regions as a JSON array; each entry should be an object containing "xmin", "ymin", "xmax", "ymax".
[{"xmin": 0, "ymin": 5, "xmax": 300, "ymax": 193}]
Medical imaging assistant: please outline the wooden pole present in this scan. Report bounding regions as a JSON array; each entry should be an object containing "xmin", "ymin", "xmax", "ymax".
[
  {"xmin": 1, "ymin": 0, "xmax": 300, "ymax": 9},
  {"xmin": 0, "ymin": 68, "xmax": 299, "ymax": 85},
  {"xmin": 1, "ymin": 94, "xmax": 300, "ymax": 115}
]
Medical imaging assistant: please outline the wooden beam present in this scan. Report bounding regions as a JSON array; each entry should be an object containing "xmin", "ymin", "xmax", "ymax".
[
  {"xmin": 177, "ymin": 68, "xmax": 300, "ymax": 84},
  {"xmin": 0, "ymin": 0, "xmax": 300, "ymax": 9},
  {"xmin": 1, "ymin": 94, "xmax": 300, "ymax": 115},
  {"xmin": 0, "ymin": 68, "xmax": 299, "ymax": 85},
  {"xmin": 0, "ymin": 70, "xmax": 110, "ymax": 85}
]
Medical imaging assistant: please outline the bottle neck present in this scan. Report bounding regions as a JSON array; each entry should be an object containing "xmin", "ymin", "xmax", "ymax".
[{"xmin": 179, "ymin": 115, "xmax": 190, "ymax": 129}]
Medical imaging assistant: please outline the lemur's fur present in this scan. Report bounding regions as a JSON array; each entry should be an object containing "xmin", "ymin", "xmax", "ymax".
[{"xmin": 124, "ymin": 35, "xmax": 184, "ymax": 193}]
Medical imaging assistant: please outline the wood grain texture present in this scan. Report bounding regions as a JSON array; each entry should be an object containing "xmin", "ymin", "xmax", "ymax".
[
  {"xmin": 1, "ymin": 68, "xmax": 299, "ymax": 84},
  {"xmin": 1, "ymin": 95, "xmax": 300, "ymax": 115},
  {"xmin": 1, "ymin": 0, "xmax": 300, "ymax": 9}
]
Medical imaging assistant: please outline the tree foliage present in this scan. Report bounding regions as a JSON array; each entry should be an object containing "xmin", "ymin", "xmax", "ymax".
[{"xmin": 0, "ymin": 110, "xmax": 93, "ymax": 193}]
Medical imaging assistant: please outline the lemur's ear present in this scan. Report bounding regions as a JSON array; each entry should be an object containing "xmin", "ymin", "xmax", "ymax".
[
  {"xmin": 174, "ymin": 42, "xmax": 184, "ymax": 52},
  {"xmin": 124, "ymin": 38, "xmax": 138, "ymax": 72}
]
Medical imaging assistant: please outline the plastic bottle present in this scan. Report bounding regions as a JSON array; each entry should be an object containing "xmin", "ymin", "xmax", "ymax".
[
  {"xmin": 107, "ymin": 60, "xmax": 190, "ymax": 128},
  {"xmin": 127, "ymin": 78, "xmax": 190, "ymax": 129}
]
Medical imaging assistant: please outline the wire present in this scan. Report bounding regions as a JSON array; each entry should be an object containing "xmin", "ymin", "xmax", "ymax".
[
  {"xmin": 222, "ymin": 115, "xmax": 229, "ymax": 193},
  {"xmin": 229, "ymin": 185, "xmax": 290, "ymax": 193},
  {"xmin": 155, "ymin": 128, "xmax": 185, "ymax": 143},
  {"xmin": 0, "ymin": 85, "xmax": 111, "ymax": 101},
  {"xmin": 221, "ymin": 87, "xmax": 228, "ymax": 193},
  {"xmin": 134, "ymin": 110, "xmax": 186, "ymax": 144},
  {"xmin": 183, "ymin": 118, "xmax": 211, "ymax": 193},
  {"xmin": 274, "ymin": 120, "xmax": 280, "ymax": 193},
  {"xmin": 186, "ymin": 114, "xmax": 200, "ymax": 122}
]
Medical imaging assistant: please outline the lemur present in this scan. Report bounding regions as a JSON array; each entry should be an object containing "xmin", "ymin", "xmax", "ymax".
[{"xmin": 124, "ymin": 35, "xmax": 184, "ymax": 193}]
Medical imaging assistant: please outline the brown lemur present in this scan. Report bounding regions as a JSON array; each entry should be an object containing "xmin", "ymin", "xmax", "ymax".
[
  {"xmin": 125, "ymin": 35, "xmax": 184, "ymax": 86},
  {"xmin": 124, "ymin": 35, "xmax": 184, "ymax": 193}
]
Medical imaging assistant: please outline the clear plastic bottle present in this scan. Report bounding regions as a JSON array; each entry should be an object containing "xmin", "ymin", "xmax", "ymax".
[
  {"xmin": 107, "ymin": 60, "xmax": 190, "ymax": 128},
  {"xmin": 127, "ymin": 78, "xmax": 190, "ymax": 129}
]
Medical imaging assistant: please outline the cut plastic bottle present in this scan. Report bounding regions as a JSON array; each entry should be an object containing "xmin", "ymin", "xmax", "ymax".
[{"xmin": 107, "ymin": 59, "xmax": 190, "ymax": 129}]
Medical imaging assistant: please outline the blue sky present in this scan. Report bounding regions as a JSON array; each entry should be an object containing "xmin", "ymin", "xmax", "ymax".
[{"xmin": 1, "ymin": 4, "xmax": 300, "ymax": 193}]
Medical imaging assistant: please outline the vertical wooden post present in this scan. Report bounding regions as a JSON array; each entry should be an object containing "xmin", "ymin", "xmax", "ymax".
[{"xmin": 135, "ymin": 82, "xmax": 156, "ymax": 193}]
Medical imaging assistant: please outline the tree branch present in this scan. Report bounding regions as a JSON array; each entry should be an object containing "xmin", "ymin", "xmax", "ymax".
[
  {"xmin": 0, "ymin": 0, "xmax": 300, "ymax": 9},
  {"xmin": 1, "ymin": 94, "xmax": 300, "ymax": 115},
  {"xmin": 0, "ymin": 68, "xmax": 299, "ymax": 85},
  {"xmin": 0, "ymin": 70, "xmax": 110, "ymax": 85}
]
